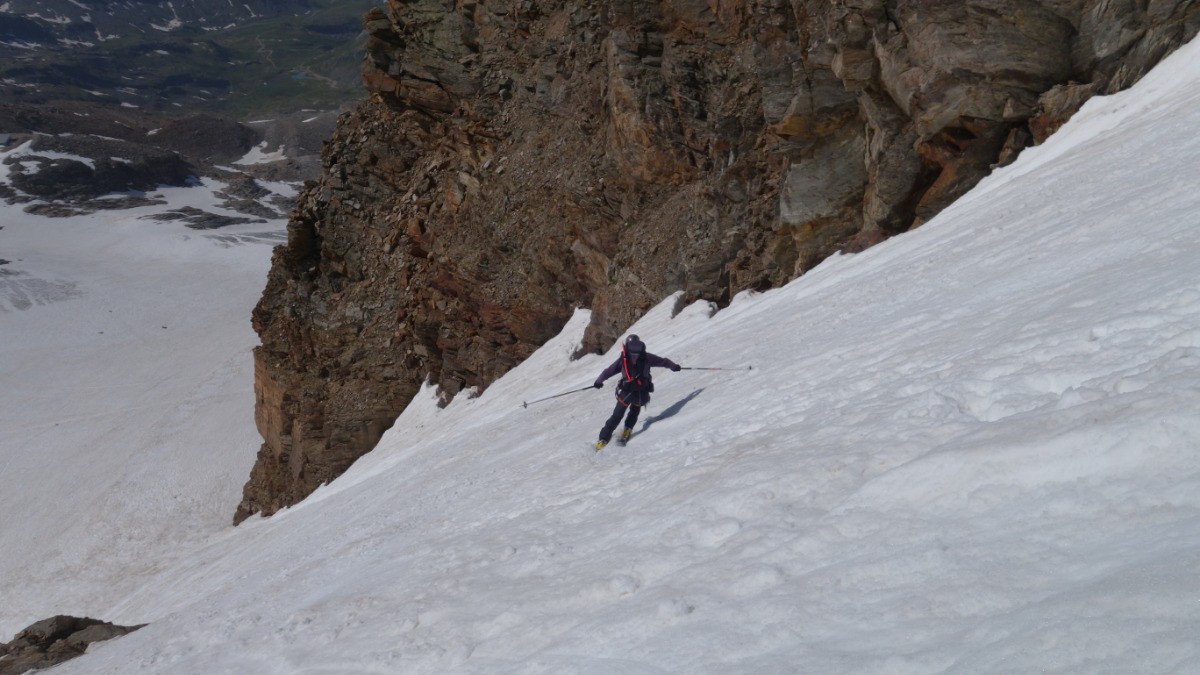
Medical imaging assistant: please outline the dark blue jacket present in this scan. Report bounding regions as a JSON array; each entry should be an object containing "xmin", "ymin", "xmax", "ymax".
[{"xmin": 595, "ymin": 350, "xmax": 679, "ymax": 406}]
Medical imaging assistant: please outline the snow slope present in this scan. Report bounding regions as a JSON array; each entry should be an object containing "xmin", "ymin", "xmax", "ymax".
[{"xmin": 5, "ymin": 35, "xmax": 1200, "ymax": 674}]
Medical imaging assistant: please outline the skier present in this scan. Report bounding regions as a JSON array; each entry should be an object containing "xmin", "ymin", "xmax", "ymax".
[{"xmin": 593, "ymin": 334, "xmax": 681, "ymax": 450}]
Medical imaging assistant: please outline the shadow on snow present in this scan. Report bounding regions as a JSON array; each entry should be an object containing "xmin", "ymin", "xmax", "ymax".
[{"xmin": 636, "ymin": 388, "xmax": 705, "ymax": 438}]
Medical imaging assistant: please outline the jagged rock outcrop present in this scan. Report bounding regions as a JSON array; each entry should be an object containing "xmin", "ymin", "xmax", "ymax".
[
  {"xmin": 0, "ymin": 616, "xmax": 144, "ymax": 674},
  {"xmin": 237, "ymin": 0, "xmax": 1200, "ymax": 522}
]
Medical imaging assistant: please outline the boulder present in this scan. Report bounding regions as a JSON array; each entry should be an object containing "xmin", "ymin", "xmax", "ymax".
[{"xmin": 0, "ymin": 616, "xmax": 144, "ymax": 675}]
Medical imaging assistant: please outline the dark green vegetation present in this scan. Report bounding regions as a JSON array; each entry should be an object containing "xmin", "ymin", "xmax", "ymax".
[{"xmin": 0, "ymin": 1, "xmax": 377, "ymax": 119}]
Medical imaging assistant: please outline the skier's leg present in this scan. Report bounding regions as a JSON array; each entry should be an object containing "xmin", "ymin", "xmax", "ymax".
[
  {"xmin": 599, "ymin": 401, "xmax": 628, "ymax": 442},
  {"xmin": 624, "ymin": 404, "xmax": 642, "ymax": 430}
]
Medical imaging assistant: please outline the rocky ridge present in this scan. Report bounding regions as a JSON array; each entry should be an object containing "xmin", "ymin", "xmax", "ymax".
[
  {"xmin": 0, "ymin": 615, "xmax": 143, "ymax": 675},
  {"xmin": 239, "ymin": 0, "xmax": 1200, "ymax": 521}
]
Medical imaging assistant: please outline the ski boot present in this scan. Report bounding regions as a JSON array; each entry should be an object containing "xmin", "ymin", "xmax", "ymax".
[
  {"xmin": 594, "ymin": 439, "xmax": 608, "ymax": 452},
  {"xmin": 616, "ymin": 428, "xmax": 633, "ymax": 446}
]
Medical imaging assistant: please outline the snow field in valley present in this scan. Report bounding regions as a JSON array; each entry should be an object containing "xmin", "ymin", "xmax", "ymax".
[
  {"xmin": 5, "ymin": 34, "xmax": 1200, "ymax": 675},
  {"xmin": 0, "ymin": 182, "xmax": 284, "ymax": 638}
]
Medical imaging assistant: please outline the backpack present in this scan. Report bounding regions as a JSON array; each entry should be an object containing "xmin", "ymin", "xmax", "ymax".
[{"xmin": 619, "ymin": 343, "xmax": 654, "ymax": 393}]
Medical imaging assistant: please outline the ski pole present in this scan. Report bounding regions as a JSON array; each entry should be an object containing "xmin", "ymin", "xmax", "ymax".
[
  {"xmin": 521, "ymin": 385, "xmax": 595, "ymax": 409},
  {"xmin": 681, "ymin": 366, "xmax": 753, "ymax": 372}
]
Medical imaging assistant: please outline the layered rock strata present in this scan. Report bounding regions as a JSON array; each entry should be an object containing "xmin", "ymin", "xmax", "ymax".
[{"xmin": 238, "ymin": 0, "xmax": 1199, "ymax": 521}]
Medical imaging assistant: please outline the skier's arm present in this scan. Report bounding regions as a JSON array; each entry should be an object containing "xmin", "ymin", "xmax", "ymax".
[{"xmin": 594, "ymin": 358, "xmax": 622, "ymax": 387}]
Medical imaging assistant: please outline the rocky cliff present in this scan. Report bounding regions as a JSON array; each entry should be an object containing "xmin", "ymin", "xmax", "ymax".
[{"xmin": 236, "ymin": 0, "xmax": 1199, "ymax": 522}]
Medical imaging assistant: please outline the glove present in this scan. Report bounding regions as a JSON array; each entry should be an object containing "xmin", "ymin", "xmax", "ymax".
[
  {"xmin": 593, "ymin": 381, "xmax": 603, "ymax": 389},
  {"xmin": 671, "ymin": 363, "xmax": 681, "ymax": 372}
]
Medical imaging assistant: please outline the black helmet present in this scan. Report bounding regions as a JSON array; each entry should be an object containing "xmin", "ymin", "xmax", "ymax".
[{"xmin": 624, "ymin": 335, "xmax": 646, "ymax": 354}]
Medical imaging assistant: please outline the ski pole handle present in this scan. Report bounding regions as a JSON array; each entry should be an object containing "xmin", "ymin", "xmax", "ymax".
[{"xmin": 521, "ymin": 385, "xmax": 596, "ymax": 409}]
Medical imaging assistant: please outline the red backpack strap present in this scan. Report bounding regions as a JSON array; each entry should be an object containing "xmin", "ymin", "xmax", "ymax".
[{"xmin": 621, "ymin": 346, "xmax": 647, "ymax": 386}]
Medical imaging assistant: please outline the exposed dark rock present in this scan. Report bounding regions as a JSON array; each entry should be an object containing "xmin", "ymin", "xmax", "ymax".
[
  {"xmin": 238, "ymin": 0, "xmax": 1200, "ymax": 522},
  {"xmin": 141, "ymin": 206, "xmax": 266, "ymax": 230},
  {"xmin": 0, "ymin": 101, "xmax": 338, "ymax": 219},
  {"xmin": 7, "ymin": 146, "xmax": 194, "ymax": 202},
  {"xmin": 1030, "ymin": 81, "xmax": 1107, "ymax": 143},
  {"xmin": 0, "ymin": 615, "xmax": 145, "ymax": 675},
  {"xmin": 152, "ymin": 115, "xmax": 261, "ymax": 165}
]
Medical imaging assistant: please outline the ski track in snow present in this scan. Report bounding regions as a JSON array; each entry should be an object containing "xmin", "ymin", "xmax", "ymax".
[{"xmin": 4, "ymin": 35, "xmax": 1200, "ymax": 675}]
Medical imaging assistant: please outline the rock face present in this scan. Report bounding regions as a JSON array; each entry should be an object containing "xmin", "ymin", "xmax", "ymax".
[
  {"xmin": 0, "ymin": 615, "xmax": 144, "ymax": 674},
  {"xmin": 238, "ymin": 0, "xmax": 1200, "ymax": 521}
]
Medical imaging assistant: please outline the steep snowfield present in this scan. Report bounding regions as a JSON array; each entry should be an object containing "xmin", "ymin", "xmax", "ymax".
[{"xmin": 4, "ymin": 36, "xmax": 1200, "ymax": 674}]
